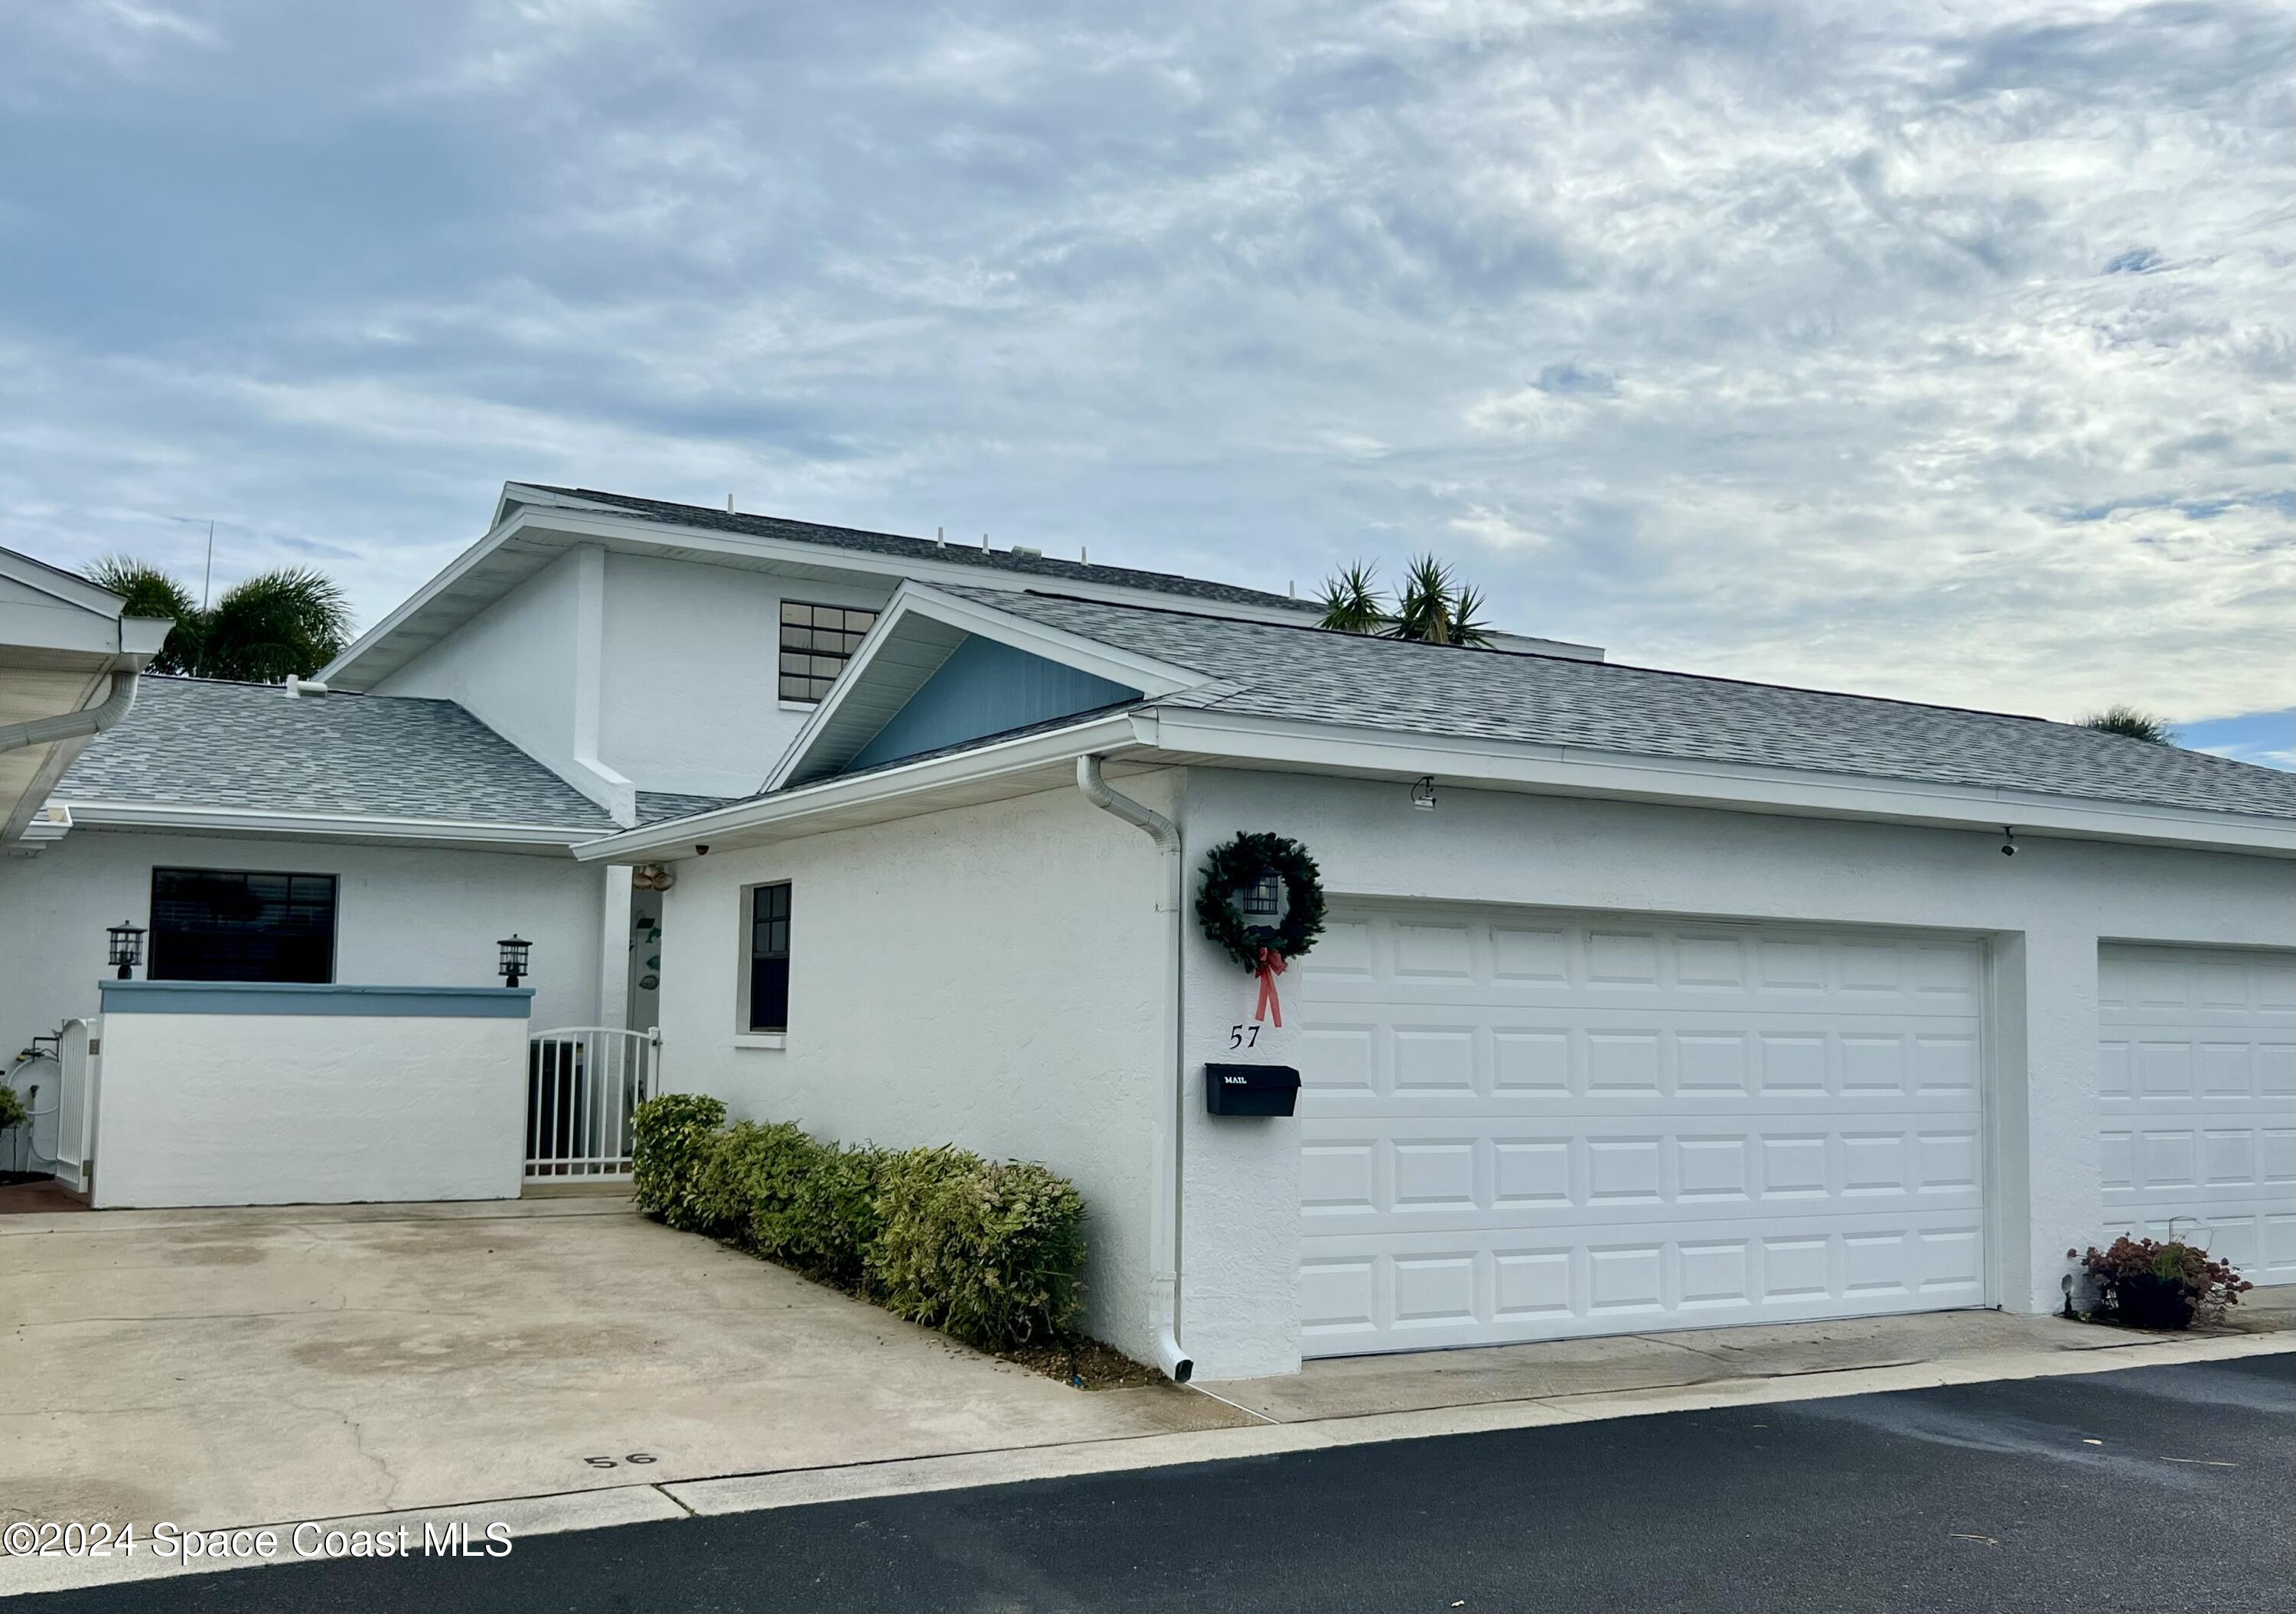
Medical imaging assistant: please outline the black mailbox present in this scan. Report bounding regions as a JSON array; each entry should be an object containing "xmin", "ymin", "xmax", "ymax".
[{"xmin": 1205, "ymin": 1063, "xmax": 1300, "ymax": 1117}]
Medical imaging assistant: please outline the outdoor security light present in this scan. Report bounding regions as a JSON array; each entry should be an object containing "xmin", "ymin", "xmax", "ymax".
[
  {"xmin": 497, "ymin": 934, "xmax": 532, "ymax": 988},
  {"xmin": 1410, "ymin": 775, "xmax": 1437, "ymax": 812},
  {"xmin": 106, "ymin": 919, "xmax": 146, "ymax": 980}
]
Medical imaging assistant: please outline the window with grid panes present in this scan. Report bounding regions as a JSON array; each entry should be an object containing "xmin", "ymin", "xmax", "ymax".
[
  {"xmin": 778, "ymin": 602, "xmax": 879, "ymax": 703},
  {"xmin": 748, "ymin": 882, "xmax": 792, "ymax": 1032}
]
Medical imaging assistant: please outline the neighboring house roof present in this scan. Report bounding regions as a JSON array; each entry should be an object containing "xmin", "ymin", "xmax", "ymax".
[
  {"xmin": 57, "ymin": 677, "xmax": 618, "ymax": 833},
  {"xmin": 525, "ymin": 487, "xmax": 1309, "ymax": 612},
  {"xmin": 925, "ymin": 587, "xmax": 2293, "ymax": 822}
]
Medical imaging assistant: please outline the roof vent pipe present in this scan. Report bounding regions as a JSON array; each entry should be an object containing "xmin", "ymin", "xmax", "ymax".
[{"xmin": 1075, "ymin": 754, "xmax": 1192, "ymax": 1384}]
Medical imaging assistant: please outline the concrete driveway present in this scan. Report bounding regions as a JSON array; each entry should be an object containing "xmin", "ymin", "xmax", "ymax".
[{"xmin": 1, "ymin": 1195, "xmax": 1243, "ymax": 1534}]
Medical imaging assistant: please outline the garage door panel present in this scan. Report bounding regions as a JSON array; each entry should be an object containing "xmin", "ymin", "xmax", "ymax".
[
  {"xmin": 1298, "ymin": 1021, "xmax": 1985, "ymax": 1109},
  {"xmin": 2099, "ymin": 945, "xmax": 2296, "ymax": 1287},
  {"xmin": 1300, "ymin": 1209, "xmax": 1987, "ymax": 1350}
]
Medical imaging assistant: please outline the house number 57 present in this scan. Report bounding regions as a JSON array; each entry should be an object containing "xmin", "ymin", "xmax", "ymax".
[{"xmin": 1228, "ymin": 1024, "xmax": 1261, "ymax": 1048}]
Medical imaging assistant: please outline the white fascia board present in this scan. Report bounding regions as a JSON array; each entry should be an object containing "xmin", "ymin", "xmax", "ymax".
[
  {"xmin": 62, "ymin": 800, "xmax": 598, "ymax": 850},
  {"xmin": 1140, "ymin": 708, "xmax": 2296, "ymax": 857},
  {"xmin": 325, "ymin": 501, "xmax": 1320, "ymax": 690},
  {"xmin": 0, "ymin": 544, "xmax": 129, "ymax": 618},
  {"xmin": 579, "ymin": 710, "xmax": 1146, "ymax": 862},
  {"xmin": 762, "ymin": 581, "xmax": 1205, "ymax": 793}
]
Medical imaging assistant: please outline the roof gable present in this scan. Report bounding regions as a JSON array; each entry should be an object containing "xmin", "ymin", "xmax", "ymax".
[{"xmin": 768, "ymin": 582, "xmax": 1199, "ymax": 789}]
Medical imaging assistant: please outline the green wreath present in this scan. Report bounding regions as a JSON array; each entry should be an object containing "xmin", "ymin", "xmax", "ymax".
[{"xmin": 1195, "ymin": 832, "xmax": 1327, "ymax": 973}]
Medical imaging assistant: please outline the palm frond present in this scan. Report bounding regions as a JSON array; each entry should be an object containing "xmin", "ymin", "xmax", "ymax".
[
  {"xmin": 1448, "ymin": 581, "xmax": 1495, "ymax": 648},
  {"xmin": 1388, "ymin": 554, "xmax": 1459, "ymax": 644},
  {"xmin": 1315, "ymin": 561, "xmax": 1388, "ymax": 634},
  {"xmin": 201, "ymin": 567, "xmax": 354, "ymax": 683},
  {"xmin": 2082, "ymin": 705, "xmax": 2175, "ymax": 745}
]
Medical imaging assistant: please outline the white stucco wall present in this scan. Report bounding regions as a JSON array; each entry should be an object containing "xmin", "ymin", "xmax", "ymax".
[
  {"xmin": 93, "ymin": 994, "xmax": 529, "ymax": 1207},
  {"xmin": 651, "ymin": 778, "xmax": 1171, "ymax": 1361},
  {"xmin": 373, "ymin": 548, "xmax": 589, "ymax": 799},
  {"xmin": 0, "ymin": 828, "xmax": 608, "ymax": 1065},
  {"xmin": 598, "ymin": 554, "xmax": 895, "ymax": 799},
  {"xmin": 1176, "ymin": 768, "xmax": 2296, "ymax": 1378}
]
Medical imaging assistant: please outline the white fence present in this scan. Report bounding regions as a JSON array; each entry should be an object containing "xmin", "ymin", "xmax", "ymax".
[
  {"xmin": 526, "ymin": 1026, "xmax": 657, "ymax": 1182},
  {"xmin": 2, "ymin": 1018, "xmax": 94, "ymax": 1195}
]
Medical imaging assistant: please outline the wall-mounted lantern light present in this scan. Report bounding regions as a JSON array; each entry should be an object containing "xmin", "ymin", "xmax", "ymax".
[
  {"xmin": 1410, "ymin": 775, "xmax": 1437, "ymax": 812},
  {"xmin": 106, "ymin": 919, "xmax": 147, "ymax": 980},
  {"xmin": 497, "ymin": 934, "xmax": 533, "ymax": 989}
]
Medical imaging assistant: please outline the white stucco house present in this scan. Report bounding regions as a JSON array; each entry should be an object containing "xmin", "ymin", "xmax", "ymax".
[{"xmin": 3, "ymin": 486, "xmax": 2290, "ymax": 1382}]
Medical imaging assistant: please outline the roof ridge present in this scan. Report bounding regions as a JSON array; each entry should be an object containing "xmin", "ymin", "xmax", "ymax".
[{"xmin": 523, "ymin": 484, "xmax": 1309, "ymax": 609}]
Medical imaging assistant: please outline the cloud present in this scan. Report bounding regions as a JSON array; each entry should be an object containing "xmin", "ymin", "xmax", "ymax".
[{"xmin": 0, "ymin": 0, "xmax": 2288, "ymax": 727}]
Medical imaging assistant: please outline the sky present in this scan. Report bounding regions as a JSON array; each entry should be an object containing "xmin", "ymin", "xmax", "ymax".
[{"xmin": 2, "ymin": 0, "xmax": 2289, "ymax": 769}]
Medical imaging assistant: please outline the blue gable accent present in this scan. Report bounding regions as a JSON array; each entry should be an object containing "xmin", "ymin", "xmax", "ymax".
[{"xmin": 846, "ymin": 635, "xmax": 1140, "ymax": 774}]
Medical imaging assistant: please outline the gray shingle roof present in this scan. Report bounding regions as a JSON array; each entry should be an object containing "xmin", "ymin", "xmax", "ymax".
[
  {"xmin": 935, "ymin": 587, "xmax": 2295, "ymax": 821},
  {"xmin": 636, "ymin": 790, "xmax": 739, "ymax": 825},
  {"xmin": 529, "ymin": 487, "xmax": 1311, "ymax": 612},
  {"xmin": 58, "ymin": 677, "xmax": 618, "ymax": 830}
]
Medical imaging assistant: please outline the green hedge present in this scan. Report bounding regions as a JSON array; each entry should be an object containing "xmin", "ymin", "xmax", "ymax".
[{"xmin": 629, "ymin": 1096, "xmax": 1084, "ymax": 1352}]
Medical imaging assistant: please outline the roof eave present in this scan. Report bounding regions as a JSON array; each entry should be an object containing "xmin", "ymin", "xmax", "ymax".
[
  {"xmin": 62, "ymin": 800, "xmax": 603, "ymax": 853},
  {"xmin": 1140, "ymin": 707, "xmax": 2296, "ymax": 858}
]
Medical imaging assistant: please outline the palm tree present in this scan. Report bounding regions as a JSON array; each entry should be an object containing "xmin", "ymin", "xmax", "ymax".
[
  {"xmin": 2082, "ymin": 706, "xmax": 2175, "ymax": 745},
  {"xmin": 1388, "ymin": 554, "xmax": 1495, "ymax": 647},
  {"xmin": 1314, "ymin": 555, "xmax": 1498, "ymax": 647},
  {"xmin": 87, "ymin": 557, "xmax": 353, "ymax": 682},
  {"xmin": 1315, "ymin": 561, "xmax": 1388, "ymax": 634}
]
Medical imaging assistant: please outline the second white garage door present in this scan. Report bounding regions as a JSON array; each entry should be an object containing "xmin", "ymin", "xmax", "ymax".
[{"xmin": 1293, "ymin": 907, "xmax": 1989, "ymax": 1356}]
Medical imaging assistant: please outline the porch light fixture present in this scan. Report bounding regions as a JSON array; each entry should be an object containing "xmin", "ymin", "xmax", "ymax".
[
  {"xmin": 106, "ymin": 919, "xmax": 146, "ymax": 980},
  {"xmin": 497, "ymin": 934, "xmax": 532, "ymax": 989},
  {"xmin": 1410, "ymin": 775, "xmax": 1437, "ymax": 812}
]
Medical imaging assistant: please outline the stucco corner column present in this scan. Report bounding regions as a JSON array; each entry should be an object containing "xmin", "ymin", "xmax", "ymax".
[{"xmin": 1990, "ymin": 927, "xmax": 2104, "ymax": 1316}]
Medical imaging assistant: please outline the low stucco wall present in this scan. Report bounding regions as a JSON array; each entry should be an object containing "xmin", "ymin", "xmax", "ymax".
[{"xmin": 93, "ymin": 983, "xmax": 532, "ymax": 1208}]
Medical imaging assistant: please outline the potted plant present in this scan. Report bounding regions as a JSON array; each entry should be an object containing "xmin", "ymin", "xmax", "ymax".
[{"xmin": 2073, "ymin": 1236, "xmax": 2252, "ymax": 1330}]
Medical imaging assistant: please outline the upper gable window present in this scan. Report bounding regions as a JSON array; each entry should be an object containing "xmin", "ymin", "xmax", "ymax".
[{"xmin": 779, "ymin": 602, "xmax": 879, "ymax": 704}]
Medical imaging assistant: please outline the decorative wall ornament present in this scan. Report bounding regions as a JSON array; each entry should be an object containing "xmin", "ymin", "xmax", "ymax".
[{"xmin": 1195, "ymin": 833, "xmax": 1327, "ymax": 1026}]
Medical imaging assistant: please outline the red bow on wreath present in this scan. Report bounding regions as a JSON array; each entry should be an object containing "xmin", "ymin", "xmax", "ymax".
[{"xmin": 1252, "ymin": 947, "xmax": 1288, "ymax": 1028}]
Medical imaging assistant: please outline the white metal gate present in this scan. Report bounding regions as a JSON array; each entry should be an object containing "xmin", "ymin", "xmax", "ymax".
[{"xmin": 526, "ymin": 1026, "xmax": 657, "ymax": 1181}]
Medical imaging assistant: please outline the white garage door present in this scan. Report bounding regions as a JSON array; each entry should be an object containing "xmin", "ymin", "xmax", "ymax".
[
  {"xmin": 2098, "ymin": 945, "xmax": 2295, "ymax": 1286},
  {"xmin": 1293, "ymin": 907, "xmax": 1990, "ymax": 1356}
]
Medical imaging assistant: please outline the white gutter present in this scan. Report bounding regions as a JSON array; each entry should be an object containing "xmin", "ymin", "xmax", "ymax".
[
  {"xmin": 1075, "ymin": 755, "xmax": 1192, "ymax": 1385},
  {"xmin": 577, "ymin": 710, "xmax": 1146, "ymax": 861},
  {"xmin": 0, "ymin": 670, "xmax": 138, "ymax": 756},
  {"xmin": 61, "ymin": 800, "xmax": 602, "ymax": 849}
]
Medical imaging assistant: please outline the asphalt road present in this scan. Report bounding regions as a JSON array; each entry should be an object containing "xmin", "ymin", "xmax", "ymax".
[{"xmin": 15, "ymin": 1354, "xmax": 2292, "ymax": 1613}]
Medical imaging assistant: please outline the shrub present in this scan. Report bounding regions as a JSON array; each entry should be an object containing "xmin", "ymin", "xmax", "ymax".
[
  {"xmin": 2073, "ymin": 1237, "xmax": 2252, "ymax": 1329},
  {"xmin": 0, "ymin": 1084, "xmax": 27, "ymax": 1134},
  {"xmin": 631, "ymin": 1093, "xmax": 727, "ymax": 1230},
  {"xmin": 631, "ymin": 1101, "xmax": 1088, "ymax": 1353},
  {"xmin": 869, "ymin": 1146, "xmax": 1087, "ymax": 1351}
]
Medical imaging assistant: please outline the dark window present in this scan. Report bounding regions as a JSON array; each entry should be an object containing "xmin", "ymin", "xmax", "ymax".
[
  {"xmin": 150, "ymin": 869, "xmax": 338, "ymax": 983},
  {"xmin": 748, "ymin": 882, "xmax": 791, "ymax": 1032},
  {"xmin": 778, "ymin": 601, "xmax": 879, "ymax": 703}
]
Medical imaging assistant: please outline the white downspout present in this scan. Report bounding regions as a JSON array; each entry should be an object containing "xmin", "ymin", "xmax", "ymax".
[
  {"xmin": 1076, "ymin": 754, "xmax": 1193, "ymax": 1384},
  {"xmin": 0, "ymin": 670, "xmax": 138, "ymax": 756}
]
